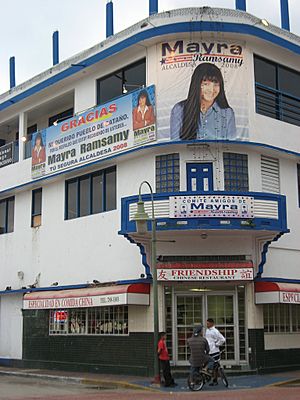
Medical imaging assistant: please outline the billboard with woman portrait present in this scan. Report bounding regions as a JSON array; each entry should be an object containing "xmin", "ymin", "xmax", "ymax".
[{"xmin": 156, "ymin": 39, "xmax": 249, "ymax": 141}]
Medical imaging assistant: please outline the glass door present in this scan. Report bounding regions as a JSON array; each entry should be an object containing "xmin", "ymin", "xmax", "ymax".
[
  {"xmin": 206, "ymin": 294, "xmax": 236, "ymax": 361},
  {"xmin": 175, "ymin": 295, "xmax": 203, "ymax": 363},
  {"xmin": 173, "ymin": 292, "xmax": 238, "ymax": 365}
]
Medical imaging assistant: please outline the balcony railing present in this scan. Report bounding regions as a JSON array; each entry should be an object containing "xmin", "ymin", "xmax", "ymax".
[{"xmin": 120, "ymin": 191, "xmax": 288, "ymax": 235}]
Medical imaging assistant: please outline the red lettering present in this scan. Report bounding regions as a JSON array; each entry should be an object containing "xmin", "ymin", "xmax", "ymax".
[
  {"xmin": 86, "ymin": 112, "xmax": 95, "ymax": 122},
  {"xmin": 61, "ymin": 122, "xmax": 69, "ymax": 132},
  {"xmin": 100, "ymin": 108, "xmax": 108, "ymax": 117},
  {"xmin": 70, "ymin": 120, "xmax": 77, "ymax": 129},
  {"xmin": 109, "ymin": 103, "xmax": 117, "ymax": 113},
  {"xmin": 77, "ymin": 116, "xmax": 86, "ymax": 126}
]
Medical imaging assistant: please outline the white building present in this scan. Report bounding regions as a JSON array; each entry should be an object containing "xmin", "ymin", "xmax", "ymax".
[{"xmin": 0, "ymin": 2, "xmax": 299, "ymax": 376}]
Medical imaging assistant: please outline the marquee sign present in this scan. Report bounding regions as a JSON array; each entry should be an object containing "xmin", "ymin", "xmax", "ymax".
[
  {"xmin": 157, "ymin": 262, "xmax": 253, "ymax": 281},
  {"xmin": 169, "ymin": 195, "xmax": 254, "ymax": 218}
]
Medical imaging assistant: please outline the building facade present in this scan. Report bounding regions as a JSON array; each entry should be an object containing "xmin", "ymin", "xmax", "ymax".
[{"xmin": 0, "ymin": 5, "xmax": 300, "ymax": 376}]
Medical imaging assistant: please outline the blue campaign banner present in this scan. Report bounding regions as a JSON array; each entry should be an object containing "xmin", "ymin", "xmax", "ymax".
[{"xmin": 32, "ymin": 85, "xmax": 156, "ymax": 179}]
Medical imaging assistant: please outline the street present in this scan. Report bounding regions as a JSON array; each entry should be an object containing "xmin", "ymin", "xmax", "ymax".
[{"xmin": 0, "ymin": 375, "xmax": 299, "ymax": 400}]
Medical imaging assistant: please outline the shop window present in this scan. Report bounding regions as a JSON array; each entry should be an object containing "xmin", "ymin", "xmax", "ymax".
[
  {"xmin": 156, "ymin": 153, "xmax": 180, "ymax": 193},
  {"xmin": 261, "ymin": 155, "xmax": 280, "ymax": 194},
  {"xmin": 254, "ymin": 55, "xmax": 300, "ymax": 127},
  {"xmin": 49, "ymin": 306, "xmax": 128, "ymax": 335},
  {"xmin": 263, "ymin": 303, "xmax": 300, "ymax": 333},
  {"xmin": 96, "ymin": 59, "xmax": 146, "ymax": 105},
  {"xmin": 223, "ymin": 152, "xmax": 249, "ymax": 192},
  {"xmin": 0, "ymin": 197, "xmax": 14, "ymax": 235},
  {"xmin": 31, "ymin": 188, "xmax": 42, "ymax": 227},
  {"xmin": 65, "ymin": 166, "xmax": 116, "ymax": 220}
]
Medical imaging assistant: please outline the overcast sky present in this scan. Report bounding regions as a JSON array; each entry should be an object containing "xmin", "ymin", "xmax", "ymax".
[{"xmin": 0, "ymin": 0, "xmax": 299, "ymax": 94}]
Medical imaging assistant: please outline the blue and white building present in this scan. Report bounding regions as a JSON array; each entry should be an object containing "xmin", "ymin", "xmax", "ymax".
[{"xmin": 0, "ymin": 0, "xmax": 299, "ymax": 375}]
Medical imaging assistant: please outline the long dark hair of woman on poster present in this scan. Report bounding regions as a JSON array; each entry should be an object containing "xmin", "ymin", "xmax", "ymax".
[{"xmin": 170, "ymin": 63, "xmax": 236, "ymax": 140}]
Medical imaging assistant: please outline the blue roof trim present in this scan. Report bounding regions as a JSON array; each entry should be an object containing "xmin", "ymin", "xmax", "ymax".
[
  {"xmin": 0, "ymin": 279, "xmax": 151, "ymax": 296},
  {"xmin": 1, "ymin": 139, "xmax": 300, "ymax": 198},
  {"xmin": 1, "ymin": 20, "xmax": 300, "ymax": 112}
]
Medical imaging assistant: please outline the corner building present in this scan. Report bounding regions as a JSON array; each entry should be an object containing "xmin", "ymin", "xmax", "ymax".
[{"xmin": 0, "ymin": 7, "xmax": 300, "ymax": 376}]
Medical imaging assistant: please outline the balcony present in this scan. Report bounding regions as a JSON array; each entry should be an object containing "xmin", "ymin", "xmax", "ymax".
[{"xmin": 120, "ymin": 191, "xmax": 288, "ymax": 237}]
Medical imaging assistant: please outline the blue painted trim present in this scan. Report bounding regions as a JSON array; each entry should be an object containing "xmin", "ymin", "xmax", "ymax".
[
  {"xmin": 187, "ymin": 162, "xmax": 213, "ymax": 192},
  {"xmin": 116, "ymin": 278, "xmax": 152, "ymax": 285},
  {"xmin": 106, "ymin": 1, "xmax": 114, "ymax": 38},
  {"xmin": 280, "ymin": 0, "xmax": 290, "ymax": 31},
  {"xmin": 254, "ymin": 277, "xmax": 300, "ymax": 284},
  {"xmin": 122, "ymin": 233, "xmax": 151, "ymax": 278},
  {"xmin": 256, "ymin": 231, "xmax": 287, "ymax": 278},
  {"xmin": 9, "ymin": 57, "xmax": 15, "ymax": 89},
  {"xmin": 1, "ymin": 20, "xmax": 300, "ymax": 112},
  {"xmin": 52, "ymin": 31, "xmax": 59, "ymax": 65},
  {"xmin": 0, "ymin": 283, "xmax": 89, "ymax": 296},
  {"xmin": 2, "ymin": 139, "xmax": 300, "ymax": 199},
  {"xmin": 236, "ymin": 0, "xmax": 246, "ymax": 11},
  {"xmin": 149, "ymin": 0, "xmax": 158, "ymax": 15},
  {"xmin": 120, "ymin": 190, "xmax": 288, "ymax": 235}
]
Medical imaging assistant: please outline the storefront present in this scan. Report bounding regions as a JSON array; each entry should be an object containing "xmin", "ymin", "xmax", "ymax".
[{"xmin": 158, "ymin": 260, "xmax": 252, "ymax": 367}]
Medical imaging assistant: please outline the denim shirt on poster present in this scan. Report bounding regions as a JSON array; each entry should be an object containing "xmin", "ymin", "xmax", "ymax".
[{"xmin": 170, "ymin": 101, "xmax": 237, "ymax": 140}]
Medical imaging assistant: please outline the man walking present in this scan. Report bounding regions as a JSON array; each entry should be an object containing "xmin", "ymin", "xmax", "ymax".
[{"xmin": 205, "ymin": 318, "xmax": 226, "ymax": 386}]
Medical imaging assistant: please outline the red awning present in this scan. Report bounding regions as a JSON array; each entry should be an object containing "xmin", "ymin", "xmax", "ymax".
[
  {"xmin": 23, "ymin": 283, "xmax": 150, "ymax": 310},
  {"xmin": 255, "ymin": 281, "xmax": 300, "ymax": 304}
]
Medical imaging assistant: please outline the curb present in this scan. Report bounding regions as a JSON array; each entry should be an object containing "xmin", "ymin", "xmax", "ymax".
[
  {"xmin": 270, "ymin": 378, "xmax": 300, "ymax": 387},
  {"xmin": 0, "ymin": 369, "xmax": 158, "ymax": 392}
]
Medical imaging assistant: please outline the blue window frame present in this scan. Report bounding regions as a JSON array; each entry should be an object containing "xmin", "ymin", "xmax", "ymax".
[
  {"xmin": 223, "ymin": 153, "xmax": 249, "ymax": 192},
  {"xmin": 0, "ymin": 196, "xmax": 14, "ymax": 234},
  {"xmin": 32, "ymin": 188, "xmax": 42, "ymax": 227},
  {"xmin": 156, "ymin": 153, "xmax": 180, "ymax": 193},
  {"xmin": 186, "ymin": 163, "xmax": 213, "ymax": 192},
  {"xmin": 65, "ymin": 166, "xmax": 116, "ymax": 220},
  {"xmin": 254, "ymin": 55, "xmax": 300, "ymax": 127}
]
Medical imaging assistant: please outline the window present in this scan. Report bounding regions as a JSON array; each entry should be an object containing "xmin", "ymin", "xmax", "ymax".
[
  {"xmin": 0, "ymin": 197, "xmax": 14, "ymax": 234},
  {"xmin": 264, "ymin": 304, "xmax": 300, "ymax": 333},
  {"xmin": 32, "ymin": 188, "xmax": 42, "ymax": 227},
  {"xmin": 223, "ymin": 153, "xmax": 249, "ymax": 192},
  {"xmin": 156, "ymin": 153, "xmax": 180, "ymax": 193},
  {"xmin": 97, "ymin": 59, "xmax": 146, "ymax": 105},
  {"xmin": 261, "ymin": 155, "xmax": 280, "ymax": 194},
  {"xmin": 298, "ymin": 165, "xmax": 300, "ymax": 208},
  {"xmin": 48, "ymin": 108, "xmax": 74, "ymax": 127},
  {"xmin": 49, "ymin": 306, "xmax": 128, "ymax": 335},
  {"xmin": 24, "ymin": 124, "xmax": 37, "ymax": 159},
  {"xmin": 254, "ymin": 55, "xmax": 300, "ymax": 127},
  {"xmin": 65, "ymin": 166, "xmax": 116, "ymax": 220}
]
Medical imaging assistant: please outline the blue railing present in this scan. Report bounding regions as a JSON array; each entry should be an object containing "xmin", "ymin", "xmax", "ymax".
[
  {"xmin": 120, "ymin": 190, "xmax": 288, "ymax": 235},
  {"xmin": 255, "ymin": 83, "xmax": 300, "ymax": 127}
]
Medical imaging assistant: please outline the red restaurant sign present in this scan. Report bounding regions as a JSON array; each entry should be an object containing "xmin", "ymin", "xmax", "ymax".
[{"xmin": 157, "ymin": 262, "xmax": 253, "ymax": 281}]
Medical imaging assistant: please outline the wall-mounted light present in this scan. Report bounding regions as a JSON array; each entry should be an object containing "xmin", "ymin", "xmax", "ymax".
[{"xmin": 21, "ymin": 136, "xmax": 27, "ymax": 142}]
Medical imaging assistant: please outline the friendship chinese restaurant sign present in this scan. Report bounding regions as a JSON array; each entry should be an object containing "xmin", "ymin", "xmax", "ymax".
[
  {"xmin": 157, "ymin": 262, "xmax": 254, "ymax": 281},
  {"xmin": 31, "ymin": 85, "xmax": 156, "ymax": 178},
  {"xmin": 169, "ymin": 195, "xmax": 254, "ymax": 218}
]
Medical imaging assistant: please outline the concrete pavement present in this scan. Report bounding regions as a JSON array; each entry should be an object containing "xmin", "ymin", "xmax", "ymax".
[{"xmin": 0, "ymin": 365, "xmax": 299, "ymax": 394}]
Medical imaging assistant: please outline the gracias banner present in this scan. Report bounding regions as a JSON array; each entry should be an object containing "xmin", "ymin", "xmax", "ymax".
[
  {"xmin": 31, "ymin": 85, "xmax": 156, "ymax": 178},
  {"xmin": 156, "ymin": 40, "xmax": 248, "ymax": 141}
]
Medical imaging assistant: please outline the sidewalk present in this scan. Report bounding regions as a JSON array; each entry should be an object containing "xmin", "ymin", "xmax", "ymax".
[{"xmin": 0, "ymin": 365, "xmax": 299, "ymax": 392}]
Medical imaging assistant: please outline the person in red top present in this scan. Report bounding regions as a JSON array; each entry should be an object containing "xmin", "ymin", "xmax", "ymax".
[
  {"xmin": 32, "ymin": 133, "xmax": 46, "ymax": 166},
  {"xmin": 157, "ymin": 332, "xmax": 176, "ymax": 387},
  {"xmin": 132, "ymin": 90, "xmax": 155, "ymax": 130}
]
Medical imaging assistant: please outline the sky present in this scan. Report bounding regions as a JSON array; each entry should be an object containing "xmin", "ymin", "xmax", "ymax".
[{"xmin": 0, "ymin": 0, "xmax": 299, "ymax": 95}]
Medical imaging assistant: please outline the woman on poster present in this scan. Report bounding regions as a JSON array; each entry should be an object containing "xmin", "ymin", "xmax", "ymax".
[
  {"xmin": 32, "ymin": 133, "xmax": 46, "ymax": 166},
  {"xmin": 170, "ymin": 63, "xmax": 236, "ymax": 140},
  {"xmin": 133, "ymin": 89, "xmax": 155, "ymax": 130}
]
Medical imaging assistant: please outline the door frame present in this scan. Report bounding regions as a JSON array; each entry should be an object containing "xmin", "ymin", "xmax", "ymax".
[
  {"xmin": 172, "ymin": 288, "xmax": 240, "ymax": 366},
  {"xmin": 186, "ymin": 162, "xmax": 214, "ymax": 192}
]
